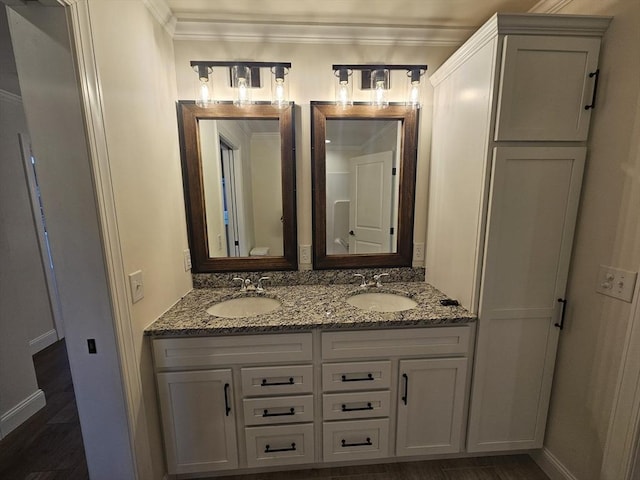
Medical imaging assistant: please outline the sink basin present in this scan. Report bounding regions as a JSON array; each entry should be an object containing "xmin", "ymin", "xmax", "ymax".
[
  {"xmin": 346, "ymin": 292, "xmax": 417, "ymax": 312},
  {"xmin": 206, "ymin": 297, "xmax": 281, "ymax": 318}
]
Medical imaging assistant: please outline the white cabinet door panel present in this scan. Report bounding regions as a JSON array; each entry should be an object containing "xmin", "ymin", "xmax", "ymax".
[
  {"xmin": 156, "ymin": 369, "xmax": 237, "ymax": 474},
  {"xmin": 467, "ymin": 147, "xmax": 586, "ymax": 452},
  {"xmin": 495, "ymin": 35, "xmax": 601, "ymax": 141}
]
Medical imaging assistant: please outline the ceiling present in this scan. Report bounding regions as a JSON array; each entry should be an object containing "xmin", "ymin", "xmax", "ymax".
[
  {"xmin": 164, "ymin": 0, "xmax": 554, "ymax": 45},
  {"xmin": 166, "ymin": 0, "xmax": 542, "ymax": 27}
]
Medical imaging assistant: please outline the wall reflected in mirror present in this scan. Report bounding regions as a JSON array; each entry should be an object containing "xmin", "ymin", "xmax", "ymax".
[
  {"xmin": 199, "ymin": 119, "xmax": 283, "ymax": 259},
  {"xmin": 325, "ymin": 119, "xmax": 401, "ymax": 255}
]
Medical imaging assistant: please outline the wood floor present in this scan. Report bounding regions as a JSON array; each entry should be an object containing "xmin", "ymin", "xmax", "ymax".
[
  {"xmin": 0, "ymin": 340, "xmax": 88, "ymax": 480},
  {"xmin": 0, "ymin": 340, "xmax": 549, "ymax": 480}
]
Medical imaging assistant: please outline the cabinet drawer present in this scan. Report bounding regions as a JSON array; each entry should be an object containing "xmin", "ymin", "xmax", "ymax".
[
  {"xmin": 245, "ymin": 423, "xmax": 314, "ymax": 468},
  {"xmin": 153, "ymin": 333, "xmax": 312, "ymax": 369},
  {"xmin": 322, "ymin": 327, "xmax": 470, "ymax": 359},
  {"xmin": 243, "ymin": 395, "xmax": 314, "ymax": 426},
  {"xmin": 323, "ymin": 391, "xmax": 391, "ymax": 420},
  {"xmin": 241, "ymin": 365, "xmax": 313, "ymax": 396},
  {"xmin": 322, "ymin": 361, "xmax": 391, "ymax": 392},
  {"xmin": 322, "ymin": 419, "xmax": 389, "ymax": 462}
]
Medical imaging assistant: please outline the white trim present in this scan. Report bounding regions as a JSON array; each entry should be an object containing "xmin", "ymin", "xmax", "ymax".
[
  {"xmin": 600, "ymin": 274, "xmax": 640, "ymax": 480},
  {"xmin": 529, "ymin": 0, "xmax": 574, "ymax": 14},
  {"xmin": 531, "ymin": 448, "xmax": 578, "ymax": 480},
  {"xmin": 0, "ymin": 389, "xmax": 46, "ymax": 439},
  {"xmin": 65, "ymin": 2, "xmax": 153, "ymax": 479},
  {"xmin": 29, "ymin": 329, "xmax": 58, "ymax": 355},
  {"xmin": 142, "ymin": 0, "xmax": 176, "ymax": 36},
  {"xmin": 0, "ymin": 88, "xmax": 22, "ymax": 104},
  {"xmin": 173, "ymin": 20, "xmax": 474, "ymax": 46}
]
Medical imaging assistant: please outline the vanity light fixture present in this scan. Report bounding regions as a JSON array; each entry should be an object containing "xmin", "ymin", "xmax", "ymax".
[
  {"xmin": 332, "ymin": 64, "xmax": 428, "ymax": 108},
  {"xmin": 190, "ymin": 61, "xmax": 292, "ymax": 107}
]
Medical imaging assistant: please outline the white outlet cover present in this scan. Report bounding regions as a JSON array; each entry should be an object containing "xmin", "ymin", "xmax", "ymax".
[
  {"xmin": 414, "ymin": 242, "xmax": 425, "ymax": 262},
  {"xmin": 183, "ymin": 249, "xmax": 192, "ymax": 271},
  {"xmin": 300, "ymin": 245, "xmax": 311, "ymax": 264},
  {"xmin": 596, "ymin": 265, "xmax": 637, "ymax": 303},
  {"xmin": 128, "ymin": 270, "xmax": 144, "ymax": 303}
]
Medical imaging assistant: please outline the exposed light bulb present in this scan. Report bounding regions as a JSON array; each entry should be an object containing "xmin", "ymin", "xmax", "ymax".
[
  {"xmin": 274, "ymin": 79, "xmax": 285, "ymax": 104},
  {"xmin": 237, "ymin": 78, "xmax": 249, "ymax": 105},
  {"xmin": 374, "ymin": 80, "xmax": 387, "ymax": 108},
  {"xmin": 199, "ymin": 81, "xmax": 210, "ymax": 106},
  {"xmin": 335, "ymin": 68, "xmax": 352, "ymax": 108},
  {"xmin": 408, "ymin": 82, "xmax": 420, "ymax": 107}
]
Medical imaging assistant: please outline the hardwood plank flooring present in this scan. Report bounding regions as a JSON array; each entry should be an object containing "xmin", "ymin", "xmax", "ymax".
[{"xmin": 0, "ymin": 340, "xmax": 89, "ymax": 480}]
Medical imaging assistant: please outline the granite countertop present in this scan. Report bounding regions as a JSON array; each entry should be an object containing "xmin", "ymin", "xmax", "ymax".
[{"xmin": 145, "ymin": 282, "xmax": 476, "ymax": 337}]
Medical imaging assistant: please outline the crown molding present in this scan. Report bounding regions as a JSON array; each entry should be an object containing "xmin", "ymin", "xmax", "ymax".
[
  {"xmin": 143, "ymin": 0, "xmax": 176, "ymax": 36},
  {"xmin": 173, "ymin": 20, "xmax": 474, "ymax": 46},
  {"xmin": 529, "ymin": 0, "xmax": 574, "ymax": 14}
]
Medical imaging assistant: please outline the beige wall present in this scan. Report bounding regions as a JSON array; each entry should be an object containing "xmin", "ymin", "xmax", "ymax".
[
  {"xmin": 539, "ymin": 0, "xmax": 640, "ymax": 478},
  {"xmin": 173, "ymin": 41, "xmax": 456, "ymax": 263},
  {"xmin": 86, "ymin": 1, "xmax": 192, "ymax": 478}
]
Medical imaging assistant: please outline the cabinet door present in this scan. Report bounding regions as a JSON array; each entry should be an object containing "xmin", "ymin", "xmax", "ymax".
[
  {"xmin": 467, "ymin": 147, "xmax": 586, "ymax": 452},
  {"xmin": 495, "ymin": 35, "xmax": 601, "ymax": 141},
  {"xmin": 157, "ymin": 369, "xmax": 238, "ymax": 474},
  {"xmin": 396, "ymin": 358, "xmax": 467, "ymax": 456}
]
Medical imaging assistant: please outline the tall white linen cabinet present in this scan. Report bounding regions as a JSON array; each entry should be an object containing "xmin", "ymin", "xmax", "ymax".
[{"xmin": 426, "ymin": 13, "xmax": 611, "ymax": 453}]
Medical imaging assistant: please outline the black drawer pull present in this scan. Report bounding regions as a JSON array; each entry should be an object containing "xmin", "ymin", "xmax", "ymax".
[
  {"xmin": 341, "ymin": 437, "xmax": 372, "ymax": 448},
  {"xmin": 341, "ymin": 373, "xmax": 373, "ymax": 382},
  {"xmin": 261, "ymin": 377, "xmax": 294, "ymax": 386},
  {"xmin": 263, "ymin": 407, "xmax": 295, "ymax": 417},
  {"xmin": 341, "ymin": 402, "xmax": 373, "ymax": 412},
  {"xmin": 401, "ymin": 373, "xmax": 408, "ymax": 405},
  {"xmin": 555, "ymin": 298, "xmax": 568, "ymax": 330},
  {"xmin": 265, "ymin": 442, "xmax": 296, "ymax": 453},
  {"xmin": 584, "ymin": 69, "xmax": 600, "ymax": 110}
]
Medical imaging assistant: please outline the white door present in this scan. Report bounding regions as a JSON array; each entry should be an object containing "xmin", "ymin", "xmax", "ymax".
[
  {"xmin": 396, "ymin": 358, "xmax": 467, "ymax": 456},
  {"xmin": 495, "ymin": 35, "xmax": 601, "ymax": 141},
  {"xmin": 348, "ymin": 151, "xmax": 393, "ymax": 254},
  {"xmin": 156, "ymin": 369, "xmax": 238, "ymax": 474},
  {"xmin": 467, "ymin": 146, "xmax": 586, "ymax": 452}
]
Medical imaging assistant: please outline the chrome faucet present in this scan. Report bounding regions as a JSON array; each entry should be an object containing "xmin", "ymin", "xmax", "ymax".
[
  {"xmin": 353, "ymin": 274, "xmax": 368, "ymax": 288},
  {"xmin": 373, "ymin": 273, "xmax": 390, "ymax": 287},
  {"xmin": 257, "ymin": 276, "xmax": 270, "ymax": 292},
  {"xmin": 233, "ymin": 277, "xmax": 247, "ymax": 291}
]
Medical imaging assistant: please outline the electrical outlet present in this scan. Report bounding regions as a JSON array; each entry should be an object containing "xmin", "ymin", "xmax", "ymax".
[
  {"xmin": 128, "ymin": 270, "xmax": 144, "ymax": 303},
  {"xmin": 183, "ymin": 249, "xmax": 192, "ymax": 271},
  {"xmin": 414, "ymin": 242, "xmax": 425, "ymax": 262},
  {"xmin": 596, "ymin": 265, "xmax": 637, "ymax": 302},
  {"xmin": 300, "ymin": 245, "xmax": 311, "ymax": 264}
]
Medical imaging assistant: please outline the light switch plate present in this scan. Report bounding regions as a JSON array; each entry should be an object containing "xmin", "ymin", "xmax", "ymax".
[
  {"xmin": 128, "ymin": 270, "xmax": 144, "ymax": 303},
  {"xmin": 596, "ymin": 265, "xmax": 637, "ymax": 302}
]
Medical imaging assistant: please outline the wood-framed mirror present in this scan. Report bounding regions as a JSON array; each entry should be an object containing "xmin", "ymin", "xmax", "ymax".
[
  {"xmin": 177, "ymin": 101, "xmax": 297, "ymax": 272},
  {"xmin": 311, "ymin": 102, "xmax": 418, "ymax": 269}
]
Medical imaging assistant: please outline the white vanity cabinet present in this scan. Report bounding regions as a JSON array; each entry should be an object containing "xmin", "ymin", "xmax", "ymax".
[{"xmin": 426, "ymin": 13, "xmax": 610, "ymax": 453}]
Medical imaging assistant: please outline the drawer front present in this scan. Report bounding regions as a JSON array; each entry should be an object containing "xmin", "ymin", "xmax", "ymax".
[
  {"xmin": 322, "ymin": 361, "xmax": 391, "ymax": 392},
  {"xmin": 153, "ymin": 333, "xmax": 312, "ymax": 369},
  {"xmin": 243, "ymin": 395, "xmax": 314, "ymax": 426},
  {"xmin": 245, "ymin": 424, "xmax": 314, "ymax": 468},
  {"xmin": 322, "ymin": 327, "xmax": 470, "ymax": 359},
  {"xmin": 323, "ymin": 391, "xmax": 391, "ymax": 420},
  {"xmin": 242, "ymin": 365, "xmax": 313, "ymax": 396},
  {"xmin": 322, "ymin": 419, "xmax": 389, "ymax": 462}
]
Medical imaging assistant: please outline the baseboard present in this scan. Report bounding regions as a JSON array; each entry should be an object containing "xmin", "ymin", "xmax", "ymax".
[
  {"xmin": 0, "ymin": 389, "xmax": 46, "ymax": 439},
  {"xmin": 29, "ymin": 329, "xmax": 58, "ymax": 355},
  {"xmin": 531, "ymin": 448, "xmax": 578, "ymax": 480}
]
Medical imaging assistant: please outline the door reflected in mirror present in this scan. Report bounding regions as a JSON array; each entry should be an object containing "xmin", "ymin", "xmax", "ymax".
[
  {"xmin": 312, "ymin": 102, "xmax": 418, "ymax": 270},
  {"xmin": 200, "ymin": 119, "xmax": 283, "ymax": 258},
  {"xmin": 325, "ymin": 119, "xmax": 401, "ymax": 255}
]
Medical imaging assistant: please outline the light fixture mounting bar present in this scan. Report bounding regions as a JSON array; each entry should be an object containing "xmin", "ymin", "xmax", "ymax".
[
  {"xmin": 190, "ymin": 61, "xmax": 292, "ymax": 69},
  {"xmin": 332, "ymin": 64, "xmax": 427, "ymax": 71}
]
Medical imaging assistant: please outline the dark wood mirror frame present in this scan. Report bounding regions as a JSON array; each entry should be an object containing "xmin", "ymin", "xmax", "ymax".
[
  {"xmin": 177, "ymin": 101, "xmax": 298, "ymax": 272},
  {"xmin": 311, "ymin": 102, "xmax": 418, "ymax": 269}
]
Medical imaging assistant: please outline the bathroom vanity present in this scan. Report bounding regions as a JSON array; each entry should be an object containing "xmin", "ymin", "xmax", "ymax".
[{"xmin": 146, "ymin": 282, "xmax": 475, "ymax": 476}]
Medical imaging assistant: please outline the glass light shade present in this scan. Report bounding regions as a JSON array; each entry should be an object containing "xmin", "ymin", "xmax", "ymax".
[
  {"xmin": 194, "ymin": 65, "xmax": 213, "ymax": 107},
  {"xmin": 406, "ymin": 69, "xmax": 423, "ymax": 109},
  {"xmin": 232, "ymin": 65, "xmax": 252, "ymax": 106},
  {"xmin": 271, "ymin": 66, "xmax": 289, "ymax": 108},
  {"xmin": 371, "ymin": 69, "xmax": 389, "ymax": 109},
  {"xmin": 335, "ymin": 69, "xmax": 353, "ymax": 108}
]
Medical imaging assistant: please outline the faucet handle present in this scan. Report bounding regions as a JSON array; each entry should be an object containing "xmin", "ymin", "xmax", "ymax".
[
  {"xmin": 373, "ymin": 273, "xmax": 390, "ymax": 287},
  {"xmin": 233, "ymin": 277, "xmax": 246, "ymax": 291},
  {"xmin": 353, "ymin": 273, "xmax": 367, "ymax": 288},
  {"xmin": 257, "ymin": 276, "xmax": 270, "ymax": 292}
]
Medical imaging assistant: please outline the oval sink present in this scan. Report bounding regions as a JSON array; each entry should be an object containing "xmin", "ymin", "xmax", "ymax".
[
  {"xmin": 346, "ymin": 292, "xmax": 417, "ymax": 312},
  {"xmin": 206, "ymin": 297, "xmax": 281, "ymax": 318}
]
